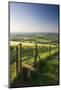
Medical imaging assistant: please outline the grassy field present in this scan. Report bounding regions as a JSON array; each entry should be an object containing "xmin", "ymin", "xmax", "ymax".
[
  {"xmin": 10, "ymin": 40, "xmax": 59, "ymax": 86},
  {"xmin": 9, "ymin": 33, "xmax": 59, "ymax": 87}
]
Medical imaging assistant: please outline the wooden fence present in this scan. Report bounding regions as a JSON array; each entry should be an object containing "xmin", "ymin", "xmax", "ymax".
[{"xmin": 10, "ymin": 42, "xmax": 58, "ymax": 77}]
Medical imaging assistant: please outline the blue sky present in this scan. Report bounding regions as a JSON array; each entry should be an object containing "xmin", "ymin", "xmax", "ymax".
[{"xmin": 10, "ymin": 2, "xmax": 59, "ymax": 33}]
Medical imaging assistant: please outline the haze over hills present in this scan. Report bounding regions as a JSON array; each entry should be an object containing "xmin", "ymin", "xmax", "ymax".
[{"xmin": 10, "ymin": 32, "xmax": 58, "ymax": 43}]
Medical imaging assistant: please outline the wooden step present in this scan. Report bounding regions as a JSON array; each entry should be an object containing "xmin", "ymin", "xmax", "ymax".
[{"xmin": 22, "ymin": 64, "xmax": 33, "ymax": 70}]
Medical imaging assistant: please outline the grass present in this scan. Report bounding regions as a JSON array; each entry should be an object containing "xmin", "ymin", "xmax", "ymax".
[
  {"xmin": 10, "ymin": 62, "xmax": 16, "ymax": 83},
  {"xmin": 10, "ymin": 41, "xmax": 59, "ymax": 86},
  {"xmin": 30, "ymin": 55, "xmax": 59, "ymax": 86},
  {"xmin": 10, "ymin": 53, "xmax": 59, "ymax": 87}
]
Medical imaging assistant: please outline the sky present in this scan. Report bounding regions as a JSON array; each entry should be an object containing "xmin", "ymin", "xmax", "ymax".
[{"xmin": 10, "ymin": 2, "xmax": 59, "ymax": 33}]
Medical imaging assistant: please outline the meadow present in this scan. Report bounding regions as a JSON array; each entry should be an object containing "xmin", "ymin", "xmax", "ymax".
[{"xmin": 9, "ymin": 33, "xmax": 59, "ymax": 87}]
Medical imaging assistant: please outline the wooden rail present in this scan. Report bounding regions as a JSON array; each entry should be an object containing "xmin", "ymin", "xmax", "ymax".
[{"xmin": 10, "ymin": 42, "xmax": 58, "ymax": 77}]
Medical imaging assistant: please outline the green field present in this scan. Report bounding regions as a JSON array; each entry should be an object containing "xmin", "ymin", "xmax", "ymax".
[{"xmin": 9, "ymin": 33, "xmax": 59, "ymax": 87}]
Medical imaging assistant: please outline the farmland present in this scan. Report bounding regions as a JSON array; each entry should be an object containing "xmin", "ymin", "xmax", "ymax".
[{"xmin": 9, "ymin": 33, "xmax": 59, "ymax": 87}]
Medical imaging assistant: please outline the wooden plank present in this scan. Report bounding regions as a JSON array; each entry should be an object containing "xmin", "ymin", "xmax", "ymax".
[
  {"xmin": 22, "ymin": 64, "xmax": 32, "ymax": 69},
  {"xmin": 22, "ymin": 64, "xmax": 33, "ymax": 70}
]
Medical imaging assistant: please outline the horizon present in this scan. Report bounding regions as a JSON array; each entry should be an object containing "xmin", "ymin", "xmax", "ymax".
[{"xmin": 10, "ymin": 32, "xmax": 58, "ymax": 34}]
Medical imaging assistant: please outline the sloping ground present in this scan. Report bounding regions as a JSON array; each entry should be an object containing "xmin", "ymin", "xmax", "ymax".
[
  {"xmin": 10, "ymin": 47, "xmax": 58, "ymax": 83},
  {"xmin": 9, "ymin": 41, "xmax": 59, "ymax": 87},
  {"xmin": 10, "ymin": 52, "xmax": 59, "ymax": 88}
]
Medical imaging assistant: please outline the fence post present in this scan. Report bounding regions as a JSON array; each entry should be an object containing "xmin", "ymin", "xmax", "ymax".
[
  {"xmin": 49, "ymin": 43, "xmax": 51, "ymax": 56},
  {"xmin": 16, "ymin": 46, "xmax": 19, "ymax": 77},
  {"xmin": 35, "ymin": 43, "xmax": 37, "ymax": 67},
  {"xmin": 19, "ymin": 43, "xmax": 22, "ymax": 73}
]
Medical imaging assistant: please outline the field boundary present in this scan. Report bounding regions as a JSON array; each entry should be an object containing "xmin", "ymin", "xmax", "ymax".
[{"xmin": 10, "ymin": 42, "xmax": 58, "ymax": 78}]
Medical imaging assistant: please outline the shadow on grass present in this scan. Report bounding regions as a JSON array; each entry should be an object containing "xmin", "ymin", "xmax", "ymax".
[{"xmin": 10, "ymin": 52, "xmax": 59, "ymax": 88}]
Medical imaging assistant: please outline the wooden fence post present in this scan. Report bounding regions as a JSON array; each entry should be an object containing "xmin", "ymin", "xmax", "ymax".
[
  {"xmin": 49, "ymin": 43, "xmax": 51, "ymax": 56},
  {"xmin": 19, "ymin": 44, "xmax": 22, "ymax": 73},
  {"xmin": 35, "ymin": 43, "xmax": 37, "ymax": 67},
  {"xmin": 16, "ymin": 46, "xmax": 19, "ymax": 77}
]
